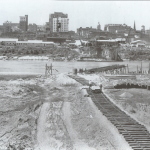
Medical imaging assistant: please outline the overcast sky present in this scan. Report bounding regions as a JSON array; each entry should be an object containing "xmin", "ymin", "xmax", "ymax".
[{"xmin": 1, "ymin": 0, "xmax": 150, "ymax": 31}]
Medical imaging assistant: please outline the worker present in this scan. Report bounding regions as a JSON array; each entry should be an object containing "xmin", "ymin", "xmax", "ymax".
[
  {"xmin": 89, "ymin": 80, "xmax": 92, "ymax": 90},
  {"xmin": 99, "ymin": 83, "xmax": 103, "ymax": 92}
]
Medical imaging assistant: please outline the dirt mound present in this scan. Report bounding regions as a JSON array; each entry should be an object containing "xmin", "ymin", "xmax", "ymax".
[
  {"xmin": 120, "ymin": 92, "xmax": 133, "ymax": 98},
  {"xmin": 56, "ymin": 73, "xmax": 76, "ymax": 86}
]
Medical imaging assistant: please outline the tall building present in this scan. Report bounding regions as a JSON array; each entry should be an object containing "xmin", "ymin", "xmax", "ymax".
[
  {"xmin": 49, "ymin": 12, "xmax": 69, "ymax": 33},
  {"xmin": 19, "ymin": 15, "xmax": 28, "ymax": 31},
  {"xmin": 37, "ymin": 25, "xmax": 46, "ymax": 32},
  {"xmin": 97, "ymin": 22, "xmax": 101, "ymax": 30},
  {"xmin": 134, "ymin": 21, "xmax": 136, "ymax": 31}
]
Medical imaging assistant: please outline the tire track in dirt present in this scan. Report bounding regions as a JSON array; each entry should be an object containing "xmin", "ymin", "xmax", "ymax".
[
  {"xmin": 36, "ymin": 102, "xmax": 51, "ymax": 150},
  {"xmin": 62, "ymin": 101, "xmax": 96, "ymax": 150},
  {"xmin": 36, "ymin": 101, "xmax": 73, "ymax": 150}
]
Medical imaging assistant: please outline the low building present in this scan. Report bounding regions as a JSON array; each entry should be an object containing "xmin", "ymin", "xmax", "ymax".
[
  {"xmin": 104, "ymin": 24, "xmax": 136, "ymax": 36},
  {"xmin": 141, "ymin": 25, "xmax": 145, "ymax": 34},
  {"xmin": 145, "ymin": 30, "xmax": 150, "ymax": 37},
  {"xmin": 0, "ymin": 38, "xmax": 55, "ymax": 48},
  {"xmin": 77, "ymin": 27, "xmax": 101, "ymax": 39},
  {"xmin": 45, "ymin": 22, "xmax": 50, "ymax": 32},
  {"xmin": 1, "ymin": 41, "xmax": 16, "ymax": 46},
  {"xmin": 0, "ymin": 25, "xmax": 4, "ymax": 35},
  {"xmin": 16, "ymin": 40, "xmax": 55, "ymax": 47},
  {"xmin": 11, "ymin": 23, "xmax": 20, "ymax": 32},
  {"xmin": 37, "ymin": 25, "xmax": 46, "ymax": 32},
  {"xmin": 116, "ymin": 38, "xmax": 126, "ymax": 44},
  {"xmin": 19, "ymin": 15, "xmax": 28, "ymax": 32},
  {"xmin": 130, "ymin": 40, "xmax": 145, "ymax": 48},
  {"xmin": 3, "ymin": 21, "xmax": 12, "ymax": 33},
  {"xmin": 0, "ymin": 38, "xmax": 17, "ymax": 45},
  {"xmin": 28, "ymin": 24, "xmax": 37, "ymax": 33},
  {"xmin": 47, "ymin": 37, "xmax": 67, "ymax": 43}
]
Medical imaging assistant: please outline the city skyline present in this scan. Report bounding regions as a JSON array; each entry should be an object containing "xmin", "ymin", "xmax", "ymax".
[{"xmin": 1, "ymin": 0, "xmax": 150, "ymax": 31}]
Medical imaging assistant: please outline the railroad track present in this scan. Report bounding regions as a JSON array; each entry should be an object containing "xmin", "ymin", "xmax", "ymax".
[{"xmin": 68, "ymin": 75, "xmax": 150, "ymax": 150}]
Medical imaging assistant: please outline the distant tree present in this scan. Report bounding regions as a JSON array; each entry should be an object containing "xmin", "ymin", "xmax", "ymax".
[
  {"xmin": 30, "ymin": 50, "xmax": 33, "ymax": 54},
  {"xmin": 1, "ymin": 41, "xmax": 5, "ymax": 45},
  {"xmin": 33, "ymin": 50, "xmax": 39, "ymax": 55},
  {"xmin": 41, "ymin": 50, "xmax": 44, "ymax": 54},
  {"xmin": 7, "ymin": 49, "xmax": 11, "ymax": 53},
  {"xmin": 26, "ymin": 50, "xmax": 29, "ymax": 54},
  {"xmin": 17, "ymin": 49, "xmax": 21, "ymax": 55},
  {"xmin": 11, "ymin": 49, "xmax": 15, "ymax": 53}
]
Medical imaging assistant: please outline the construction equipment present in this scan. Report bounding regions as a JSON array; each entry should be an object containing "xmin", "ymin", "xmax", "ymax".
[{"xmin": 78, "ymin": 29, "xmax": 122, "ymax": 61}]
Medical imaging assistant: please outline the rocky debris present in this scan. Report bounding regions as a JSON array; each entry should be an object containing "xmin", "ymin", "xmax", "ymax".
[
  {"xmin": 0, "ymin": 77, "xmax": 45, "ymax": 150},
  {"xmin": 0, "ymin": 101, "xmax": 42, "ymax": 150}
]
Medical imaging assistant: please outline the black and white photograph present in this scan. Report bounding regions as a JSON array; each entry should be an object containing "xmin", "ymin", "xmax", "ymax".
[{"xmin": 0, "ymin": 0, "xmax": 150, "ymax": 150}]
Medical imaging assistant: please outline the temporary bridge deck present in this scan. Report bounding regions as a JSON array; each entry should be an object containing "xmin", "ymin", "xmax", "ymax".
[
  {"xmin": 85, "ymin": 64, "xmax": 126, "ymax": 73},
  {"xmin": 68, "ymin": 75, "xmax": 150, "ymax": 150}
]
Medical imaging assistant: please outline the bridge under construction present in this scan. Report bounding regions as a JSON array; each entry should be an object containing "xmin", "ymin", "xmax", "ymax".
[{"xmin": 68, "ymin": 75, "xmax": 150, "ymax": 150}]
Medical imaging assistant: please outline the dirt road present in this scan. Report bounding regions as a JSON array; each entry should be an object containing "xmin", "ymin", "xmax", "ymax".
[{"xmin": 62, "ymin": 102, "xmax": 96, "ymax": 150}]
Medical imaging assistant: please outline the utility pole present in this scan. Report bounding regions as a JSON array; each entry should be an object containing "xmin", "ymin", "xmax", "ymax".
[
  {"xmin": 141, "ymin": 61, "xmax": 142, "ymax": 74},
  {"xmin": 148, "ymin": 62, "xmax": 150, "ymax": 74}
]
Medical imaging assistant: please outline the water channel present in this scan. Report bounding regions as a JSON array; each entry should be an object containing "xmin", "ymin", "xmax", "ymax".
[{"xmin": 0, "ymin": 60, "xmax": 149, "ymax": 75}]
